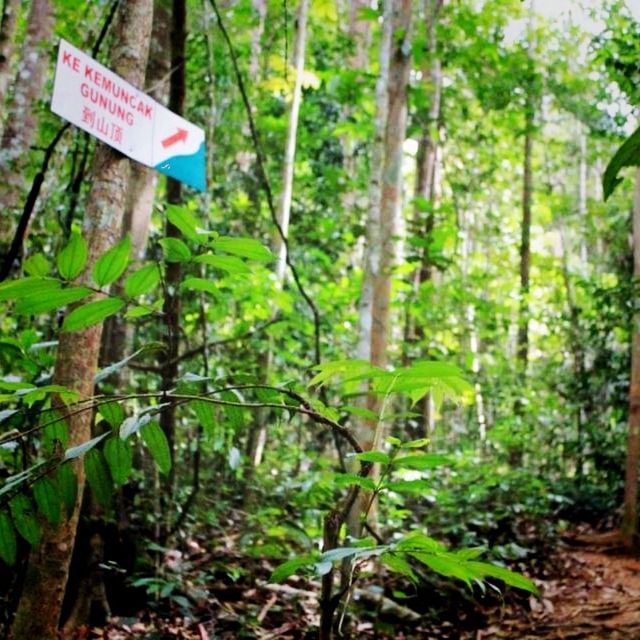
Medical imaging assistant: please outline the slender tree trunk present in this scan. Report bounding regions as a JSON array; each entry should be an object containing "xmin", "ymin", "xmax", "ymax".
[
  {"xmin": 0, "ymin": 0, "xmax": 52, "ymax": 249},
  {"xmin": 274, "ymin": 0, "xmax": 310, "ymax": 282},
  {"xmin": 10, "ymin": 3, "xmax": 153, "ymax": 638},
  {"xmin": 355, "ymin": 0, "xmax": 394, "ymax": 365},
  {"xmin": 622, "ymin": 166, "xmax": 640, "ymax": 547},
  {"xmin": 351, "ymin": 0, "xmax": 412, "ymax": 534},
  {"xmin": 0, "ymin": 0, "xmax": 21, "ymax": 108},
  {"xmin": 160, "ymin": 0, "xmax": 186, "ymax": 520}
]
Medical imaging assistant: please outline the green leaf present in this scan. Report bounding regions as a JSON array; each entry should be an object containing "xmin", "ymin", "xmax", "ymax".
[
  {"xmin": 62, "ymin": 297, "xmax": 124, "ymax": 332},
  {"xmin": 13, "ymin": 287, "xmax": 92, "ymax": 315},
  {"xmin": 159, "ymin": 238, "xmax": 192, "ymax": 262},
  {"xmin": 23, "ymin": 254, "xmax": 50, "ymax": 277},
  {"xmin": 334, "ymin": 473, "xmax": 376, "ymax": 491},
  {"xmin": 467, "ymin": 561, "xmax": 538, "ymax": 595},
  {"xmin": 99, "ymin": 402, "xmax": 125, "ymax": 428},
  {"xmin": 194, "ymin": 253, "xmax": 251, "ymax": 274},
  {"xmin": 33, "ymin": 477, "xmax": 62, "ymax": 525},
  {"xmin": 384, "ymin": 479, "xmax": 431, "ymax": 494},
  {"xmin": 93, "ymin": 236, "xmax": 132, "ymax": 287},
  {"xmin": 64, "ymin": 432, "xmax": 110, "ymax": 460},
  {"xmin": 191, "ymin": 400, "xmax": 216, "ymax": 436},
  {"xmin": 603, "ymin": 125, "xmax": 640, "ymax": 200},
  {"xmin": 354, "ymin": 451, "xmax": 390, "ymax": 464},
  {"xmin": 140, "ymin": 421, "xmax": 172, "ymax": 475},
  {"xmin": 320, "ymin": 546, "xmax": 386, "ymax": 563},
  {"xmin": 221, "ymin": 390, "xmax": 245, "ymax": 429},
  {"xmin": 180, "ymin": 277, "xmax": 218, "ymax": 297},
  {"xmin": 0, "ymin": 277, "xmax": 61, "ymax": 302},
  {"xmin": 9, "ymin": 494, "xmax": 41, "ymax": 545},
  {"xmin": 0, "ymin": 510, "xmax": 17, "ymax": 565},
  {"xmin": 210, "ymin": 237, "xmax": 273, "ymax": 262},
  {"xmin": 124, "ymin": 263, "xmax": 160, "ymax": 297},
  {"xmin": 401, "ymin": 438, "xmax": 430, "ymax": 449},
  {"xmin": 409, "ymin": 552, "xmax": 475, "ymax": 587},
  {"xmin": 104, "ymin": 437, "xmax": 133, "ymax": 485},
  {"xmin": 85, "ymin": 448, "xmax": 112, "ymax": 508},
  {"xmin": 394, "ymin": 453, "xmax": 451, "ymax": 469},
  {"xmin": 57, "ymin": 233, "xmax": 88, "ymax": 280},
  {"xmin": 381, "ymin": 552, "xmax": 418, "ymax": 584},
  {"xmin": 41, "ymin": 410, "xmax": 69, "ymax": 455},
  {"xmin": 56, "ymin": 464, "xmax": 77, "ymax": 516},
  {"xmin": 166, "ymin": 204, "xmax": 207, "ymax": 242},
  {"xmin": 270, "ymin": 555, "xmax": 315, "ymax": 583}
]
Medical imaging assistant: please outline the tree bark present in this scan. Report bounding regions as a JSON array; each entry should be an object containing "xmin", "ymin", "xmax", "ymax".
[
  {"xmin": 10, "ymin": 3, "xmax": 153, "ymax": 638},
  {"xmin": 159, "ymin": 0, "xmax": 186, "ymax": 521},
  {"xmin": 274, "ymin": 0, "xmax": 310, "ymax": 282},
  {"xmin": 0, "ymin": 0, "xmax": 21, "ymax": 108},
  {"xmin": 622, "ymin": 166, "xmax": 640, "ymax": 547},
  {"xmin": 0, "ymin": 0, "xmax": 52, "ymax": 248}
]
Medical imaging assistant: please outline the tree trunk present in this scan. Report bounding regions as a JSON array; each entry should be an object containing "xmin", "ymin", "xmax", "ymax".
[
  {"xmin": 355, "ymin": 0, "xmax": 394, "ymax": 366},
  {"xmin": 0, "ymin": 0, "xmax": 21, "ymax": 108},
  {"xmin": 10, "ymin": 2, "xmax": 153, "ymax": 638},
  {"xmin": 0, "ymin": 0, "xmax": 52, "ymax": 248},
  {"xmin": 351, "ymin": 0, "xmax": 412, "ymax": 534},
  {"xmin": 274, "ymin": 0, "xmax": 310, "ymax": 282},
  {"xmin": 159, "ymin": 0, "xmax": 186, "ymax": 523},
  {"xmin": 622, "ymin": 166, "xmax": 640, "ymax": 547}
]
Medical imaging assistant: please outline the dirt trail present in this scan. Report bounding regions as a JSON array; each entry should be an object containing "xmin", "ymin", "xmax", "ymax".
[{"xmin": 479, "ymin": 539, "xmax": 640, "ymax": 639}]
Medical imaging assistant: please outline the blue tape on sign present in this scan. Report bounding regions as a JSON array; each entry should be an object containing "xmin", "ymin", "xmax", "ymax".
[{"xmin": 155, "ymin": 141, "xmax": 206, "ymax": 192}]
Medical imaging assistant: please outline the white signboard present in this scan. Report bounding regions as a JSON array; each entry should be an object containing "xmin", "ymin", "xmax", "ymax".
[{"xmin": 51, "ymin": 39, "xmax": 206, "ymax": 192}]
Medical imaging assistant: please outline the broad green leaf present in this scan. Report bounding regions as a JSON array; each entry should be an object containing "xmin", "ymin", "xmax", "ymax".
[
  {"xmin": 410, "ymin": 552, "xmax": 475, "ymax": 587},
  {"xmin": 64, "ymin": 432, "xmax": 109, "ymax": 460},
  {"xmin": 194, "ymin": 253, "xmax": 251, "ymax": 274},
  {"xmin": 93, "ymin": 236, "xmax": 132, "ymax": 287},
  {"xmin": 383, "ymin": 479, "xmax": 431, "ymax": 494},
  {"xmin": 56, "ymin": 464, "xmax": 77, "ymax": 516},
  {"xmin": 41, "ymin": 410, "xmax": 69, "ymax": 455},
  {"xmin": 166, "ymin": 204, "xmax": 206, "ymax": 242},
  {"xmin": 159, "ymin": 238, "xmax": 192, "ymax": 262},
  {"xmin": 309, "ymin": 359, "xmax": 377, "ymax": 388},
  {"xmin": 0, "ymin": 510, "xmax": 17, "ymax": 565},
  {"xmin": 33, "ymin": 477, "xmax": 62, "ymax": 525},
  {"xmin": 394, "ymin": 453, "xmax": 451, "ymax": 470},
  {"xmin": 62, "ymin": 297, "xmax": 124, "ymax": 332},
  {"xmin": 180, "ymin": 277, "xmax": 218, "ymax": 297},
  {"xmin": 210, "ymin": 237, "xmax": 273, "ymax": 262},
  {"xmin": 467, "ymin": 561, "xmax": 538, "ymax": 595},
  {"xmin": 354, "ymin": 451, "xmax": 390, "ymax": 464},
  {"xmin": 334, "ymin": 473, "xmax": 376, "ymax": 491},
  {"xmin": 401, "ymin": 438, "xmax": 430, "ymax": 449},
  {"xmin": 0, "ymin": 277, "xmax": 61, "ymax": 303},
  {"xmin": 397, "ymin": 532, "xmax": 445, "ymax": 553},
  {"xmin": 381, "ymin": 552, "xmax": 418, "ymax": 584},
  {"xmin": 124, "ymin": 263, "xmax": 160, "ymax": 297},
  {"xmin": 140, "ymin": 421, "xmax": 172, "ymax": 475},
  {"xmin": 23, "ymin": 254, "xmax": 50, "ymax": 277},
  {"xmin": 342, "ymin": 405, "xmax": 379, "ymax": 421},
  {"xmin": 85, "ymin": 448, "xmax": 112, "ymax": 508},
  {"xmin": 99, "ymin": 402, "xmax": 125, "ymax": 428},
  {"xmin": 603, "ymin": 125, "xmax": 640, "ymax": 200},
  {"xmin": 9, "ymin": 494, "xmax": 41, "ymax": 545},
  {"xmin": 14, "ymin": 287, "xmax": 91, "ymax": 315},
  {"xmin": 221, "ymin": 390, "xmax": 245, "ymax": 429},
  {"xmin": 57, "ymin": 233, "xmax": 88, "ymax": 280},
  {"xmin": 270, "ymin": 555, "xmax": 315, "ymax": 583},
  {"xmin": 104, "ymin": 437, "xmax": 133, "ymax": 485},
  {"xmin": 191, "ymin": 400, "xmax": 216, "ymax": 436},
  {"xmin": 125, "ymin": 305, "xmax": 154, "ymax": 318}
]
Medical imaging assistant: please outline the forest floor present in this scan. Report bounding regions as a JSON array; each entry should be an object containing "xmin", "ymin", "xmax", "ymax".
[
  {"xmin": 476, "ymin": 529, "xmax": 640, "ymax": 639},
  {"xmin": 79, "ymin": 526, "xmax": 640, "ymax": 639}
]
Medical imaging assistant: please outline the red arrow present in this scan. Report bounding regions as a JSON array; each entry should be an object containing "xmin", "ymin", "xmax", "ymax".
[{"xmin": 161, "ymin": 127, "xmax": 188, "ymax": 149}]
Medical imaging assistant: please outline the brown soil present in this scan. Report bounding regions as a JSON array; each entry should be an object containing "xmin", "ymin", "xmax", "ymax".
[{"xmin": 477, "ymin": 535, "xmax": 640, "ymax": 639}]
